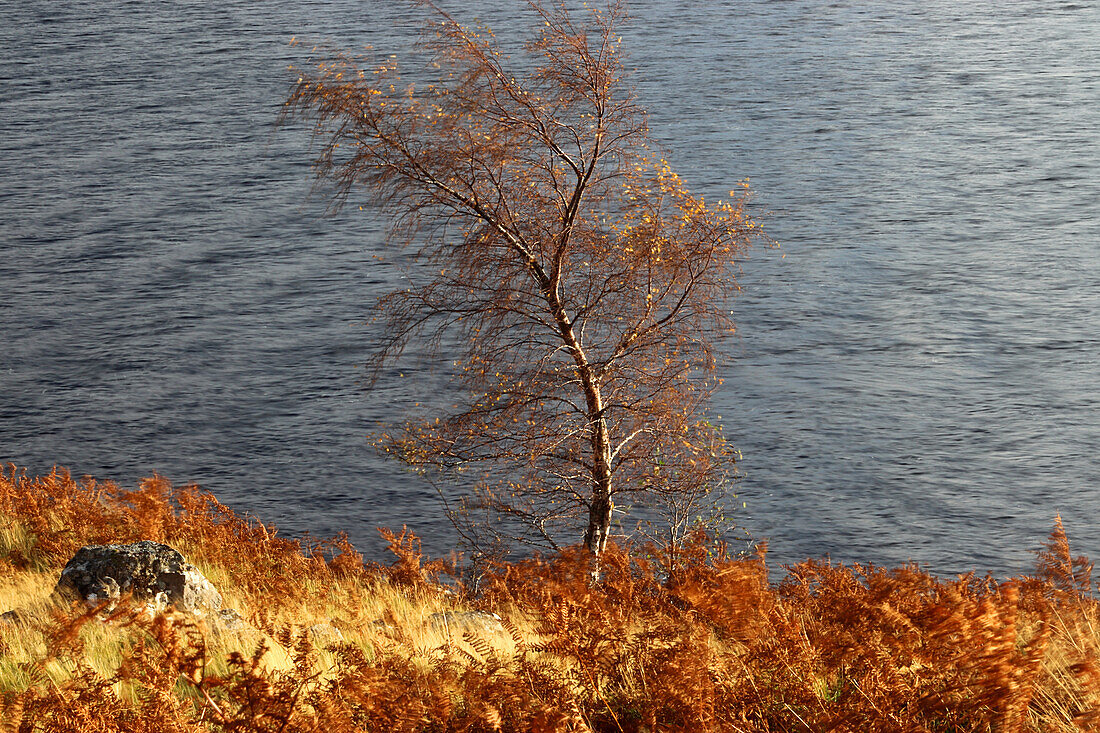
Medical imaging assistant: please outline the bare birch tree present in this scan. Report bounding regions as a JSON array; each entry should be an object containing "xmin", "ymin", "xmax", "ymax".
[{"xmin": 282, "ymin": 0, "xmax": 763, "ymax": 561}]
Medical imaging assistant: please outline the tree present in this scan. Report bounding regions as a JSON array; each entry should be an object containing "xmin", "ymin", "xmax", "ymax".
[{"xmin": 282, "ymin": 0, "xmax": 762, "ymax": 561}]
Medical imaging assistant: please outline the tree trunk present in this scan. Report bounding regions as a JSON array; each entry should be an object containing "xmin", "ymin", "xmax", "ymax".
[
  {"xmin": 542, "ymin": 274, "xmax": 614, "ymax": 560},
  {"xmin": 582, "ymin": 403, "xmax": 614, "ymax": 557},
  {"xmin": 583, "ymin": 482, "xmax": 613, "ymax": 555}
]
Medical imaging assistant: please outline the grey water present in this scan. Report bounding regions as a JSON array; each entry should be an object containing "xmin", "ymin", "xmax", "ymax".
[{"xmin": 2, "ymin": 0, "xmax": 1098, "ymax": 578}]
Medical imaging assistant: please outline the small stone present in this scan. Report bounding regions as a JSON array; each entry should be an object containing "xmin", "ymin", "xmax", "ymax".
[
  {"xmin": 210, "ymin": 608, "xmax": 248, "ymax": 633},
  {"xmin": 0, "ymin": 609, "xmax": 24, "ymax": 625},
  {"xmin": 307, "ymin": 623, "xmax": 344, "ymax": 643},
  {"xmin": 370, "ymin": 618, "xmax": 397, "ymax": 637}
]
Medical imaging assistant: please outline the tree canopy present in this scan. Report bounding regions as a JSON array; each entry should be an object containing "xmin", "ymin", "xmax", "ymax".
[{"xmin": 283, "ymin": 0, "xmax": 763, "ymax": 559}]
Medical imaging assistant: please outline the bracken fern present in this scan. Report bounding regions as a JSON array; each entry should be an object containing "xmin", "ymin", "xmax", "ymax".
[{"xmin": 3, "ymin": 466, "xmax": 1100, "ymax": 731}]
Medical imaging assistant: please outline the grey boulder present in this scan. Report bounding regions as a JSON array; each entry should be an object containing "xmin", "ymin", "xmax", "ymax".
[{"xmin": 54, "ymin": 540, "xmax": 223, "ymax": 614}]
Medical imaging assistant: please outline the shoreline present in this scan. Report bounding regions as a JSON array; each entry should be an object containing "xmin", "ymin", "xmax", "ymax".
[{"xmin": 2, "ymin": 465, "xmax": 1098, "ymax": 730}]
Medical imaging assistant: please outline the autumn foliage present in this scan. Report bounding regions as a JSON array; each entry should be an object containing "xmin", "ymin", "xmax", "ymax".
[
  {"xmin": 2, "ymin": 465, "xmax": 1100, "ymax": 731},
  {"xmin": 281, "ymin": 0, "xmax": 762, "ymax": 557}
]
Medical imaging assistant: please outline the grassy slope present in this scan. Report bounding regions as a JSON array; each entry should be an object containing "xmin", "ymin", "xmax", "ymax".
[{"xmin": 1, "ymin": 465, "xmax": 1099, "ymax": 732}]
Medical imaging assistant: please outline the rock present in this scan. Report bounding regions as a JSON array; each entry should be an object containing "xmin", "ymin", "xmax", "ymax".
[
  {"xmin": 54, "ymin": 541, "xmax": 223, "ymax": 615},
  {"xmin": 0, "ymin": 609, "xmax": 24, "ymax": 625},
  {"xmin": 210, "ymin": 608, "xmax": 248, "ymax": 633},
  {"xmin": 428, "ymin": 611, "xmax": 504, "ymax": 635},
  {"xmin": 85, "ymin": 575, "xmax": 121, "ymax": 611},
  {"xmin": 370, "ymin": 618, "xmax": 397, "ymax": 637},
  {"xmin": 307, "ymin": 622, "xmax": 344, "ymax": 643}
]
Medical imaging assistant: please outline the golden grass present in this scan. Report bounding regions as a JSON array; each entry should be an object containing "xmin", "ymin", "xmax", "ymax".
[{"xmin": 2, "ymin": 465, "xmax": 1100, "ymax": 731}]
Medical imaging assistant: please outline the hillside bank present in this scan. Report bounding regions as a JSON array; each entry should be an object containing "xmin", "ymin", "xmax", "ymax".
[{"xmin": 1, "ymin": 465, "xmax": 1099, "ymax": 731}]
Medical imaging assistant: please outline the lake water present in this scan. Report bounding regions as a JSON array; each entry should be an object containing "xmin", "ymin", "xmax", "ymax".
[{"xmin": 2, "ymin": 0, "xmax": 1098, "ymax": 577}]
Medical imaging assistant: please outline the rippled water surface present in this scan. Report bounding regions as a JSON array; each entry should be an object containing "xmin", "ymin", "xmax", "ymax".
[{"xmin": 3, "ymin": 0, "xmax": 1098, "ymax": 575}]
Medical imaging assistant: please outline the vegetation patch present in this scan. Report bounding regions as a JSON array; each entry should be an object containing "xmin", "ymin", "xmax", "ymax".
[{"xmin": 2, "ymin": 465, "xmax": 1100, "ymax": 731}]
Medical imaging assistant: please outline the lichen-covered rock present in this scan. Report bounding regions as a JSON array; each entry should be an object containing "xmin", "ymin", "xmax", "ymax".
[
  {"xmin": 54, "ymin": 541, "xmax": 222, "ymax": 614},
  {"xmin": 307, "ymin": 622, "xmax": 344, "ymax": 643},
  {"xmin": 211, "ymin": 608, "xmax": 248, "ymax": 633},
  {"xmin": 84, "ymin": 575, "xmax": 121, "ymax": 610}
]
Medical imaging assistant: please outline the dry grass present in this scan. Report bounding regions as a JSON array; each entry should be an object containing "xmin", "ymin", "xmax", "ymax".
[{"xmin": 2, "ymin": 465, "xmax": 1100, "ymax": 732}]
